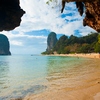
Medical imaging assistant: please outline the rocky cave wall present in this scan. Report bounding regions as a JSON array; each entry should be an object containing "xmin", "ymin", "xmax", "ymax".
[
  {"xmin": 0, "ymin": 0, "xmax": 25, "ymax": 31},
  {"xmin": 0, "ymin": 0, "xmax": 100, "ymax": 32},
  {"xmin": 62, "ymin": 0, "xmax": 100, "ymax": 32}
]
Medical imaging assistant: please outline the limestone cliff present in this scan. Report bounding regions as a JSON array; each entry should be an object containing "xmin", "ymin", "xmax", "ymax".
[
  {"xmin": 62, "ymin": 0, "xmax": 100, "ymax": 32},
  {"xmin": 0, "ymin": 34, "xmax": 11, "ymax": 55},
  {"xmin": 0, "ymin": 0, "xmax": 25, "ymax": 31},
  {"xmin": 47, "ymin": 32, "xmax": 58, "ymax": 52}
]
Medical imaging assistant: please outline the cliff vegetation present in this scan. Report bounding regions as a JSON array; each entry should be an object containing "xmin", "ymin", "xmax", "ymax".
[{"xmin": 42, "ymin": 32, "xmax": 100, "ymax": 54}]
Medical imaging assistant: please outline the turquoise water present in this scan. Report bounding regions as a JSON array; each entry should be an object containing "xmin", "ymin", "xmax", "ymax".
[{"xmin": 0, "ymin": 55, "xmax": 86, "ymax": 100}]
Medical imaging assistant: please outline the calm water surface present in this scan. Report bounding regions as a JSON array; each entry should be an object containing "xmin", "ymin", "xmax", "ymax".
[{"xmin": 0, "ymin": 55, "xmax": 86, "ymax": 100}]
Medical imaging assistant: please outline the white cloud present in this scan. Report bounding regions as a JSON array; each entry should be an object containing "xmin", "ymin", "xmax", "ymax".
[
  {"xmin": 17, "ymin": 1, "xmax": 96, "ymax": 35},
  {"xmin": 0, "ymin": 30, "xmax": 47, "ymax": 54},
  {"xmin": 0, "ymin": 1, "xmax": 97, "ymax": 54},
  {"xmin": 11, "ymin": 40, "xmax": 23, "ymax": 46},
  {"xmin": 15, "ymin": 0, "xmax": 65, "ymax": 32}
]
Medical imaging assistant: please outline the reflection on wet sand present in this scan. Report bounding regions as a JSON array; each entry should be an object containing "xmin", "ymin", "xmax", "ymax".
[{"xmin": 24, "ymin": 58, "xmax": 100, "ymax": 100}]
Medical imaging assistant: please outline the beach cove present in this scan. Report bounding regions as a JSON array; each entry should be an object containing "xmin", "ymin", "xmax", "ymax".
[
  {"xmin": 0, "ymin": 55, "xmax": 100, "ymax": 100},
  {"xmin": 23, "ymin": 54, "xmax": 100, "ymax": 100}
]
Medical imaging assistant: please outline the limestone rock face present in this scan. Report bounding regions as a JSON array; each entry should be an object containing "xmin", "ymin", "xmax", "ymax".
[
  {"xmin": 83, "ymin": 1, "xmax": 100, "ymax": 32},
  {"xmin": 0, "ymin": 0, "xmax": 25, "ymax": 31},
  {"xmin": 0, "ymin": 0, "xmax": 100, "ymax": 32},
  {"xmin": 62, "ymin": 0, "xmax": 100, "ymax": 32},
  {"xmin": 0, "ymin": 34, "xmax": 11, "ymax": 55},
  {"xmin": 47, "ymin": 32, "xmax": 58, "ymax": 52}
]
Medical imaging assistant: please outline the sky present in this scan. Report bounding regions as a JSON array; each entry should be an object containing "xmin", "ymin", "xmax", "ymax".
[{"xmin": 0, "ymin": 0, "xmax": 96, "ymax": 54}]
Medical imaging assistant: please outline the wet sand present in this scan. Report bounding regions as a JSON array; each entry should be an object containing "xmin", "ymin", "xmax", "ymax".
[
  {"xmin": 23, "ymin": 57, "xmax": 100, "ymax": 100},
  {"xmin": 67, "ymin": 53, "xmax": 100, "ymax": 59},
  {"xmin": 50, "ymin": 53, "xmax": 100, "ymax": 59}
]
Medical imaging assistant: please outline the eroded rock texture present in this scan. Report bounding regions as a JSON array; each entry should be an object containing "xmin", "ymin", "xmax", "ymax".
[
  {"xmin": 0, "ymin": 0, "xmax": 25, "ymax": 31},
  {"xmin": 83, "ymin": 1, "xmax": 100, "ymax": 32},
  {"xmin": 47, "ymin": 32, "xmax": 58, "ymax": 52},
  {"xmin": 62, "ymin": 0, "xmax": 100, "ymax": 32}
]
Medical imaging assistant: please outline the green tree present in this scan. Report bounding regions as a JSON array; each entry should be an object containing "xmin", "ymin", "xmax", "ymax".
[
  {"xmin": 82, "ymin": 33, "xmax": 98, "ymax": 44},
  {"xmin": 54, "ymin": 35, "xmax": 68, "ymax": 54},
  {"xmin": 98, "ymin": 34, "xmax": 100, "ymax": 43},
  {"xmin": 95, "ymin": 42, "xmax": 100, "ymax": 53},
  {"xmin": 78, "ymin": 44, "xmax": 91, "ymax": 53},
  {"xmin": 67, "ymin": 35, "xmax": 79, "ymax": 45},
  {"xmin": 94, "ymin": 33, "xmax": 100, "ymax": 53}
]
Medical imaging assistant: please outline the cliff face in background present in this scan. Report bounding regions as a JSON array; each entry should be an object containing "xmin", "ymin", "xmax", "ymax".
[
  {"xmin": 46, "ymin": 32, "xmax": 58, "ymax": 52},
  {"xmin": 63, "ymin": 0, "xmax": 100, "ymax": 32},
  {"xmin": 0, "ymin": 0, "xmax": 25, "ymax": 31},
  {"xmin": 43, "ymin": 32, "xmax": 99, "ymax": 54},
  {"xmin": 0, "ymin": 34, "xmax": 11, "ymax": 55}
]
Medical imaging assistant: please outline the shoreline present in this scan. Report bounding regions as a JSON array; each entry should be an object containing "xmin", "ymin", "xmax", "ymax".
[
  {"xmin": 67, "ymin": 53, "xmax": 100, "ymax": 59},
  {"xmin": 23, "ymin": 57, "xmax": 100, "ymax": 100},
  {"xmin": 48, "ymin": 53, "xmax": 100, "ymax": 59}
]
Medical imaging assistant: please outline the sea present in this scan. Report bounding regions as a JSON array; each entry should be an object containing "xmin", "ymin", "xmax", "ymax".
[{"xmin": 0, "ymin": 54, "xmax": 89, "ymax": 100}]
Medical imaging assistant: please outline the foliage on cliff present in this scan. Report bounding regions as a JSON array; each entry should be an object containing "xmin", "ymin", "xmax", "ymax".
[{"xmin": 42, "ymin": 32, "xmax": 100, "ymax": 54}]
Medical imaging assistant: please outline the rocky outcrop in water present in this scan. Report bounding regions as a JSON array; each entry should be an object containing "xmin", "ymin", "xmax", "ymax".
[
  {"xmin": 0, "ymin": 0, "xmax": 25, "ymax": 31},
  {"xmin": 62, "ymin": 0, "xmax": 100, "ymax": 32},
  {"xmin": 46, "ymin": 32, "xmax": 58, "ymax": 52},
  {"xmin": 0, "ymin": 34, "xmax": 11, "ymax": 55}
]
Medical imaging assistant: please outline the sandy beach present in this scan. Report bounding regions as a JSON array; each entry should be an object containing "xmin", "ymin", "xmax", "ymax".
[
  {"xmin": 23, "ymin": 54, "xmax": 100, "ymax": 100},
  {"xmin": 67, "ymin": 53, "xmax": 100, "ymax": 59},
  {"xmin": 51, "ymin": 53, "xmax": 100, "ymax": 59}
]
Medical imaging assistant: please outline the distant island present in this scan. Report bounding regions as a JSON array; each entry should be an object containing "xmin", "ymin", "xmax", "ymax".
[
  {"xmin": 0, "ymin": 34, "xmax": 11, "ymax": 55},
  {"xmin": 42, "ymin": 32, "xmax": 100, "ymax": 55}
]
